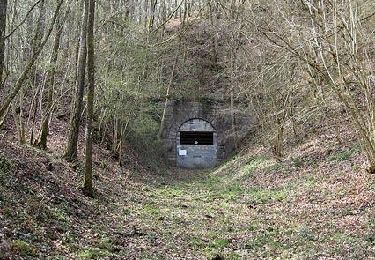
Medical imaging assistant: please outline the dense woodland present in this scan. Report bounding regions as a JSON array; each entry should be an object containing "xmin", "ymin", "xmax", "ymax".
[{"xmin": 1, "ymin": 0, "xmax": 375, "ymax": 258}]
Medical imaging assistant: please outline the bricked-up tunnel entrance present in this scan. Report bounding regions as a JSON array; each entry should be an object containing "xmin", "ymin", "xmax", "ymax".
[
  {"xmin": 177, "ymin": 118, "xmax": 217, "ymax": 168},
  {"xmin": 159, "ymin": 100, "xmax": 253, "ymax": 168}
]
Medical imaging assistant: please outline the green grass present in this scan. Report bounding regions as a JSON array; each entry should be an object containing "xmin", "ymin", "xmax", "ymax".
[
  {"xmin": 221, "ymin": 184, "xmax": 245, "ymax": 201},
  {"xmin": 98, "ymin": 236, "xmax": 115, "ymax": 252},
  {"xmin": 0, "ymin": 155, "xmax": 12, "ymax": 178},
  {"xmin": 210, "ymin": 238, "xmax": 230, "ymax": 249},
  {"xmin": 247, "ymin": 187, "xmax": 289, "ymax": 204},
  {"xmin": 156, "ymin": 185, "xmax": 184, "ymax": 198},
  {"xmin": 328, "ymin": 146, "xmax": 360, "ymax": 162},
  {"xmin": 141, "ymin": 203, "xmax": 162, "ymax": 216},
  {"xmin": 11, "ymin": 240, "xmax": 37, "ymax": 257},
  {"xmin": 297, "ymin": 225, "xmax": 316, "ymax": 241},
  {"xmin": 292, "ymin": 157, "xmax": 304, "ymax": 168},
  {"xmin": 245, "ymin": 227, "xmax": 287, "ymax": 252},
  {"xmin": 78, "ymin": 247, "xmax": 112, "ymax": 259},
  {"xmin": 242, "ymin": 156, "xmax": 270, "ymax": 176},
  {"xmin": 125, "ymin": 155, "xmax": 299, "ymax": 258},
  {"xmin": 2, "ymin": 149, "xmax": 366, "ymax": 259},
  {"xmin": 189, "ymin": 236, "xmax": 206, "ymax": 249},
  {"xmin": 48, "ymin": 206, "xmax": 70, "ymax": 222}
]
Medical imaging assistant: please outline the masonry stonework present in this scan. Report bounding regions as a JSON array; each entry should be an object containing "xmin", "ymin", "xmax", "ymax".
[{"xmin": 160, "ymin": 100, "xmax": 253, "ymax": 168}]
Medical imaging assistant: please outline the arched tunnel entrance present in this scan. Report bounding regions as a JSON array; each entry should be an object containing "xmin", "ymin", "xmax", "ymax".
[{"xmin": 176, "ymin": 118, "xmax": 217, "ymax": 168}]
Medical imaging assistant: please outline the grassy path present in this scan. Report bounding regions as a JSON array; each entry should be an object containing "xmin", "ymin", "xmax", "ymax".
[
  {"xmin": 96, "ymin": 153, "xmax": 375, "ymax": 259},
  {"xmin": 2, "ymin": 139, "xmax": 375, "ymax": 259}
]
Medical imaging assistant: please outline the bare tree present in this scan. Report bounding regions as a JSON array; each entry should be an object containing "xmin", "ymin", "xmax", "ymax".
[
  {"xmin": 84, "ymin": 0, "xmax": 96, "ymax": 197},
  {"xmin": 36, "ymin": 14, "xmax": 65, "ymax": 149},
  {"xmin": 64, "ymin": 0, "xmax": 89, "ymax": 161},
  {"xmin": 260, "ymin": 0, "xmax": 375, "ymax": 172},
  {"xmin": 0, "ymin": 0, "xmax": 7, "ymax": 89},
  {"xmin": 0, "ymin": 0, "xmax": 64, "ymax": 127}
]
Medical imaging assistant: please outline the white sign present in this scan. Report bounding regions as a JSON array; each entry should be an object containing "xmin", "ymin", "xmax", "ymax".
[{"xmin": 179, "ymin": 149, "xmax": 187, "ymax": 156}]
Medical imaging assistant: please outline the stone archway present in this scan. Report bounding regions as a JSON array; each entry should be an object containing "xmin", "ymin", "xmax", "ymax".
[
  {"xmin": 176, "ymin": 118, "xmax": 217, "ymax": 168},
  {"xmin": 160, "ymin": 100, "xmax": 253, "ymax": 168}
]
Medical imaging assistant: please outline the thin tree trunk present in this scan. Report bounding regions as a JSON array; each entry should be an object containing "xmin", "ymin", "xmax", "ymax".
[
  {"xmin": 84, "ymin": 0, "xmax": 95, "ymax": 197},
  {"xmin": 0, "ymin": 0, "xmax": 7, "ymax": 89},
  {"xmin": 273, "ymin": 119, "xmax": 284, "ymax": 160},
  {"xmin": 158, "ymin": 47, "xmax": 179, "ymax": 139},
  {"xmin": 37, "ymin": 15, "xmax": 64, "ymax": 149},
  {"xmin": 0, "ymin": 0, "xmax": 63, "ymax": 127},
  {"xmin": 149, "ymin": 0, "xmax": 157, "ymax": 29},
  {"xmin": 29, "ymin": 0, "xmax": 46, "ymax": 144},
  {"xmin": 64, "ymin": 0, "xmax": 88, "ymax": 161},
  {"xmin": 12, "ymin": 92, "xmax": 26, "ymax": 144},
  {"xmin": 5, "ymin": 0, "xmax": 17, "ymax": 85}
]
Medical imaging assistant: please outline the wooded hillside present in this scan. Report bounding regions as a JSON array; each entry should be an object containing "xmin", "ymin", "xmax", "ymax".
[{"xmin": 1, "ymin": 0, "xmax": 375, "ymax": 259}]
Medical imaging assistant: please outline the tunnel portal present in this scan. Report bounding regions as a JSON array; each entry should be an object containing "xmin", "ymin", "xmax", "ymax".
[{"xmin": 177, "ymin": 118, "xmax": 217, "ymax": 168}]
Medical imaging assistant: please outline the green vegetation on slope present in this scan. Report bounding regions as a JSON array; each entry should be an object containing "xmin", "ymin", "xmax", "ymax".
[{"xmin": 1, "ymin": 139, "xmax": 375, "ymax": 259}]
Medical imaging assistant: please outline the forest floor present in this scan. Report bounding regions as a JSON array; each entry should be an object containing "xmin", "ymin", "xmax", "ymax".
[{"xmin": 1, "ymin": 120, "xmax": 375, "ymax": 259}]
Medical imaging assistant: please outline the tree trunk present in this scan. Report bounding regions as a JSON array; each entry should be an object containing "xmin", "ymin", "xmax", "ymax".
[
  {"xmin": 29, "ymin": 0, "xmax": 46, "ymax": 144},
  {"xmin": 273, "ymin": 121, "xmax": 284, "ymax": 160},
  {"xmin": 37, "ymin": 16, "xmax": 64, "ymax": 149},
  {"xmin": 0, "ymin": 0, "xmax": 7, "ymax": 89},
  {"xmin": 84, "ymin": 0, "xmax": 95, "ymax": 197},
  {"xmin": 158, "ymin": 49, "xmax": 179, "ymax": 139},
  {"xmin": 64, "ymin": 0, "xmax": 89, "ymax": 161},
  {"xmin": 0, "ymin": 0, "xmax": 63, "ymax": 128}
]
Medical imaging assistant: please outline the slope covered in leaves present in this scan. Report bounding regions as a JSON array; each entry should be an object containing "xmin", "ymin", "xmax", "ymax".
[{"xmin": 1, "ymin": 115, "xmax": 375, "ymax": 259}]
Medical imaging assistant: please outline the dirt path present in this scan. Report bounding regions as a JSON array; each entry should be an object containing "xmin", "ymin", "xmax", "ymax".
[
  {"xmin": 2, "ymin": 138, "xmax": 375, "ymax": 259},
  {"xmin": 105, "ymin": 155, "xmax": 375, "ymax": 259}
]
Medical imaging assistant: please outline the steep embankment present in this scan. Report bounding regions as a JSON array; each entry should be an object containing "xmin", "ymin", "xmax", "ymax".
[{"xmin": 1, "ymin": 115, "xmax": 375, "ymax": 259}]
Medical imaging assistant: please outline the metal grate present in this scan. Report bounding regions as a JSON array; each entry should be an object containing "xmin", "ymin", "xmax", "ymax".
[{"xmin": 180, "ymin": 131, "xmax": 214, "ymax": 145}]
